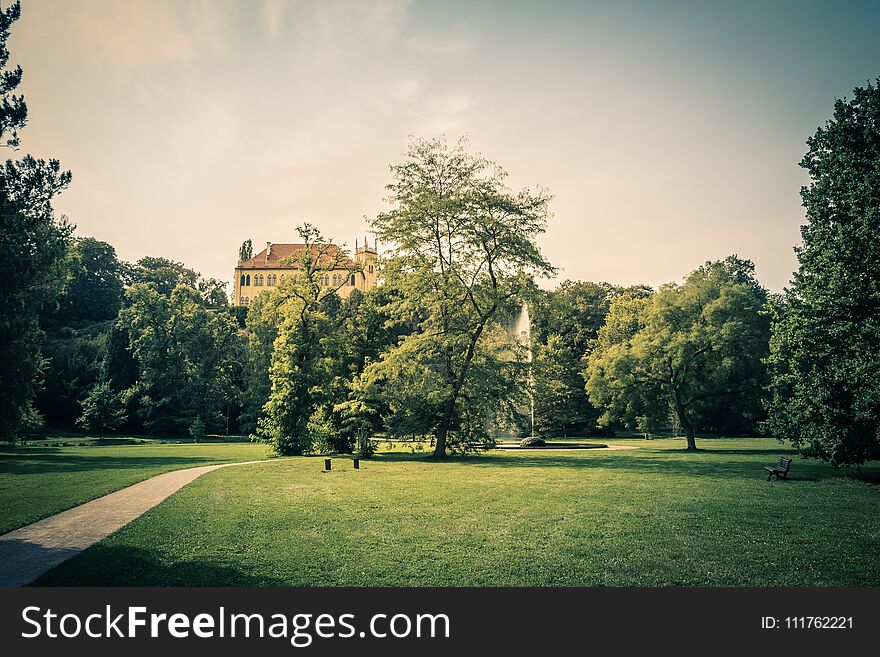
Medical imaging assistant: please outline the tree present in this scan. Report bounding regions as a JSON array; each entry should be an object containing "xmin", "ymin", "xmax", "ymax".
[
  {"xmin": 126, "ymin": 256, "xmax": 198, "ymax": 294},
  {"xmin": 0, "ymin": 1, "xmax": 25, "ymax": 150},
  {"xmin": 256, "ymin": 223, "xmax": 358, "ymax": 455},
  {"xmin": 0, "ymin": 1, "xmax": 72, "ymax": 440},
  {"xmin": 76, "ymin": 380, "xmax": 126, "ymax": 433},
  {"xmin": 118, "ymin": 283, "xmax": 243, "ymax": 435},
  {"xmin": 238, "ymin": 290, "xmax": 280, "ymax": 435},
  {"xmin": 585, "ymin": 257, "xmax": 770, "ymax": 450},
  {"xmin": 367, "ymin": 137, "xmax": 554, "ymax": 457},
  {"xmin": 239, "ymin": 239, "xmax": 253, "ymax": 262},
  {"xmin": 126, "ymin": 256, "xmax": 226, "ymax": 306},
  {"xmin": 529, "ymin": 281, "xmax": 653, "ymax": 437},
  {"xmin": 532, "ymin": 334, "xmax": 592, "ymax": 438},
  {"xmin": 43, "ymin": 237, "xmax": 124, "ymax": 325},
  {"xmin": 37, "ymin": 324, "xmax": 107, "ymax": 428},
  {"xmin": 766, "ymin": 80, "xmax": 880, "ymax": 466}
]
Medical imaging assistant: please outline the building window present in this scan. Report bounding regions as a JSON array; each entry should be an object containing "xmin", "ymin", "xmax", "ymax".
[
  {"xmin": 240, "ymin": 274, "xmax": 245, "ymax": 286},
  {"xmin": 349, "ymin": 273, "xmax": 355, "ymax": 286},
  {"xmin": 270, "ymin": 274, "xmax": 277, "ymax": 286},
  {"xmin": 368, "ymin": 265, "xmax": 374, "ymax": 273},
  {"xmin": 245, "ymin": 274, "xmax": 251, "ymax": 286},
  {"xmin": 242, "ymin": 297, "xmax": 250, "ymax": 307}
]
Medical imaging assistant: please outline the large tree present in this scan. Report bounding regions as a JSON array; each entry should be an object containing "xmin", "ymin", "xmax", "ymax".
[
  {"xmin": 530, "ymin": 281, "xmax": 653, "ymax": 438},
  {"xmin": 126, "ymin": 256, "xmax": 227, "ymax": 306},
  {"xmin": 367, "ymin": 137, "xmax": 554, "ymax": 457},
  {"xmin": 43, "ymin": 237, "xmax": 124, "ymax": 325},
  {"xmin": 255, "ymin": 224, "xmax": 358, "ymax": 454},
  {"xmin": 118, "ymin": 283, "xmax": 243, "ymax": 435},
  {"xmin": 766, "ymin": 80, "xmax": 880, "ymax": 466},
  {"xmin": 585, "ymin": 257, "xmax": 770, "ymax": 450},
  {"xmin": 0, "ymin": 1, "xmax": 72, "ymax": 439}
]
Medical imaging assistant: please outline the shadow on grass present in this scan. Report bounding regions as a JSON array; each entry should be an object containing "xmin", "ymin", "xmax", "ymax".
[
  {"xmin": 372, "ymin": 449, "xmax": 878, "ymax": 484},
  {"xmin": 32, "ymin": 543, "xmax": 286, "ymax": 587},
  {"xmin": 0, "ymin": 453, "xmax": 231, "ymax": 476},
  {"xmin": 0, "ymin": 538, "xmax": 82, "ymax": 587}
]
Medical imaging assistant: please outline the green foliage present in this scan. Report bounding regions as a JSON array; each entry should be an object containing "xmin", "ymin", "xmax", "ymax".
[
  {"xmin": 238, "ymin": 292, "xmax": 279, "ymax": 435},
  {"xmin": 44, "ymin": 237, "xmax": 123, "ymax": 325},
  {"xmin": 530, "ymin": 281, "xmax": 652, "ymax": 437},
  {"xmin": 0, "ymin": 2, "xmax": 24, "ymax": 150},
  {"xmin": 366, "ymin": 137, "xmax": 554, "ymax": 456},
  {"xmin": 255, "ymin": 224, "xmax": 357, "ymax": 455},
  {"xmin": 0, "ymin": 2, "xmax": 72, "ymax": 440},
  {"xmin": 586, "ymin": 257, "xmax": 770, "ymax": 449},
  {"xmin": 532, "ymin": 334, "xmax": 593, "ymax": 438},
  {"xmin": 125, "ymin": 256, "xmax": 227, "ymax": 306},
  {"xmin": 238, "ymin": 239, "xmax": 253, "ymax": 262},
  {"xmin": 766, "ymin": 80, "xmax": 880, "ymax": 466},
  {"xmin": 189, "ymin": 416, "xmax": 206, "ymax": 443},
  {"xmin": 76, "ymin": 380, "xmax": 126, "ymax": 433},
  {"xmin": 37, "ymin": 324, "xmax": 107, "ymax": 427},
  {"xmin": 118, "ymin": 284, "xmax": 243, "ymax": 435}
]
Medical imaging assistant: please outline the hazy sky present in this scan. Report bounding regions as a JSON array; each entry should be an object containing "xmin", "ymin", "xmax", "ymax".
[{"xmin": 10, "ymin": 0, "xmax": 880, "ymax": 292}]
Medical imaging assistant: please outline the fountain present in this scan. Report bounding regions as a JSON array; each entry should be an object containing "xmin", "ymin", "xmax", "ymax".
[
  {"xmin": 500, "ymin": 301, "xmax": 608, "ymax": 451},
  {"xmin": 513, "ymin": 303, "xmax": 537, "ymax": 442}
]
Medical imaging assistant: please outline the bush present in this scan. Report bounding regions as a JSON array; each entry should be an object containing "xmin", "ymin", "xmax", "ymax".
[{"xmin": 189, "ymin": 416, "xmax": 206, "ymax": 443}]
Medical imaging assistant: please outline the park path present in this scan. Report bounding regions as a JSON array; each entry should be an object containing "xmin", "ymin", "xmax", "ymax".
[{"xmin": 0, "ymin": 460, "xmax": 265, "ymax": 587}]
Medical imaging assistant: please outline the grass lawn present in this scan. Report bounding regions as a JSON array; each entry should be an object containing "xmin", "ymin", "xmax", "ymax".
[
  {"xmin": 31, "ymin": 437, "xmax": 880, "ymax": 586},
  {"xmin": 0, "ymin": 440, "xmax": 271, "ymax": 534}
]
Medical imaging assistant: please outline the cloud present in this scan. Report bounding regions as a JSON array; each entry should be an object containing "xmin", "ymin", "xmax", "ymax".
[
  {"xmin": 405, "ymin": 32, "xmax": 473, "ymax": 56},
  {"xmin": 17, "ymin": 0, "xmax": 232, "ymax": 78},
  {"xmin": 262, "ymin": 0, "xmax": 286, "ymax": 40}
]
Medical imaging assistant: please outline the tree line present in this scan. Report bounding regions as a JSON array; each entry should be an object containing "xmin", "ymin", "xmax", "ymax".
[{"xmin": 1, "ymin": 2, "xmax": 877, "ymax": 465}]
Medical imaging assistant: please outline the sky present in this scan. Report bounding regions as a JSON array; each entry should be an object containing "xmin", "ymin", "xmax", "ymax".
[{"xmin": 9, "ymin": 0, "xmax": 880, "ymax": 292}]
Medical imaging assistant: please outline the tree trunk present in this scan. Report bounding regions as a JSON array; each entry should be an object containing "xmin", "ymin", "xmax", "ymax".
[
  {"xmin": 673, "ymin": 390, "xmax": 698, "ymax": 450},
  {"xmin": 433, "ymin": 396, "xmax": 456, "ymax": 458},
  {"xmin": 683, "ymin": 422, "xmax": 697, "ymax": 451}
]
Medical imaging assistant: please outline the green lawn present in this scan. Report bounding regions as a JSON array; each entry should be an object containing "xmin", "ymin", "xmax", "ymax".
[
  {"xmin": 0, "ymin": 441, "xmax": 271, "ymax": 534},
  {"xmin": 30, "ymin": 437, "xmax": 880, "ymax": 586}
]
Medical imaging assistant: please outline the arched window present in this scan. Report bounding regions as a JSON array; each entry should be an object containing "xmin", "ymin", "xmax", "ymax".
[
  {"xmin": 349, "ymin": 273, "xmax": 355, "ymax": 286},
  {"xmin": 245, "ymin": 274, "xmax": 251, "ymax": 286},
  {"xmin": 242, "ymin": 297, "xmax": 249, "ymax": 307},
  {"xmin": 256, "ymin": 274, "xmax": 263, "ymax": 286},
  {"xmin": 271, "ymin": 274, "xmax": 277, "ymax": 285},
  {"xmin": 368, "ymin": 265, "xmax": 374, "ymax": 273},
  {"xmin": 240, "ymin": 274, "xmax": 245, "ymax": 286}
]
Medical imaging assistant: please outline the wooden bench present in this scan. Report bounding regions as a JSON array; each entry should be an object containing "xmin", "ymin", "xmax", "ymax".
[{"xmin": 765, "ymin": 457, "xmax": 792, "ymax": 481}]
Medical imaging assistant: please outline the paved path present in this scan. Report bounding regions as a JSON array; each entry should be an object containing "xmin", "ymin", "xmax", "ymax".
[{"xmin": 0, "ymin": 460, "xmax": 265, "ymax": 587}]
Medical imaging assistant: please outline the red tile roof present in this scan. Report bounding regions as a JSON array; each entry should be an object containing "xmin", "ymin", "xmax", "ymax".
[{"xmin": 238, "ymin": 243, "xmax": 356, "ymax": 270}]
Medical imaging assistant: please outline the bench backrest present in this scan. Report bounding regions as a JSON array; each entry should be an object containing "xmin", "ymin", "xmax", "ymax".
[{"xmin": 778, "ymin": 457, "xmax": 792, "ymax": 470}]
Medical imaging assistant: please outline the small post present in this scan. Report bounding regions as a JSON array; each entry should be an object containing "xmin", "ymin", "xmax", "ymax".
[
  {"xmin": 324, "ymin": 458, "xmax": 331, "ymax": 472},
  {"xmin": 353, "ymin": 457, "xmax": 360, "ymax": 469}
]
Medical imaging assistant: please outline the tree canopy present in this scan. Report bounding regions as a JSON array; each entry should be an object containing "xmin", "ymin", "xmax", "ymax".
[
  {"xmin": 766, "ymin": 79, "xmax": 880, "ymax": 466},
  {"xmin": 0, "ymin": 1, "xmax": 72, "ymax": 439},
  {"xmin": 364, "ymin": 137, "xmax": 554, "ymax": 456},
  {"xmin": 585, "ymin": 257, "xmax": 770, "ymax": 449}
]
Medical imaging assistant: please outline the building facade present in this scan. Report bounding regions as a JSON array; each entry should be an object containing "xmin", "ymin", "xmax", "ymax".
[{"xmin": 233, "ymin": 239, "xmax": 378, "ymax": 307}]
